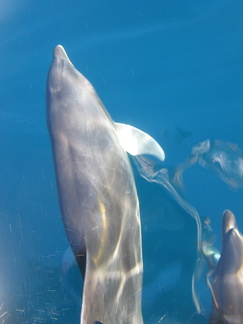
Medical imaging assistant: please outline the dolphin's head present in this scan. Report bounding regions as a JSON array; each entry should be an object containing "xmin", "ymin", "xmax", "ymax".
[
  {"xmin": 209, "ymin": 210, "xmax": 243, "ymax": 323},
  {"xmin": 46, "ymin": 45, "xmax": 109, "ymax": 139},
  {"xmin": 47, "ymin": 45, "xmax": 94, "ymax": 97},
  {"xmin": 218, "ymin": 209, "xmax": 243, "ymax": 275}
]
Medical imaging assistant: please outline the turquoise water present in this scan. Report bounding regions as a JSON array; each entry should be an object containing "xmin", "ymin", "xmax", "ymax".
[{"xmin": 1, "ymin": 1, "xmax": 243, "ymax": 323}]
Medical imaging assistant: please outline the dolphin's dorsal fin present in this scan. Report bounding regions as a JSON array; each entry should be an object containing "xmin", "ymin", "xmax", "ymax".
[{"xmin": 115, "ymin": 123, "xmax": 165, "ymax": 161}]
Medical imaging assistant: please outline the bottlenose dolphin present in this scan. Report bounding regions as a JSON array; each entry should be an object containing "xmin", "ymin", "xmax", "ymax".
[
  {"xmin": 46, "ymin": 45, "xmax": 164, "ymax": 324},
  {"xmin": 208, "ymin": 210, "xmax": 243, "ymax": 324}
]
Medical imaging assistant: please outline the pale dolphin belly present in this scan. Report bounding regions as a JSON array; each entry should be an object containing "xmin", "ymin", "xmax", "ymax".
[{"xmin": 46, "ymin": 45, "xmax": 144, "ymax": 324}]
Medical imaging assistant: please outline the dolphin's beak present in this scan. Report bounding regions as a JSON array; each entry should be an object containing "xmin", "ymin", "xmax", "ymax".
[
  {"xmin": 222, "ymin": 209, "xmax": 237, "ymax": 236},
  {"xmin": 54, "ymin": 45, "xmax": 73, "ymax": 66}
]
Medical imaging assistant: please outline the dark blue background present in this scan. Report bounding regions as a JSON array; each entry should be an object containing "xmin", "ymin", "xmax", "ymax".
[{"xmin": 0, "ymin": 1, "xmax": 243, "ymax": 323}]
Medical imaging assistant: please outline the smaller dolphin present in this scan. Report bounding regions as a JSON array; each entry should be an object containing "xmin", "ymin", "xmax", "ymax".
[{"xmin": 208, "ymin": 210, "xmax": 243, "ymax": 324}]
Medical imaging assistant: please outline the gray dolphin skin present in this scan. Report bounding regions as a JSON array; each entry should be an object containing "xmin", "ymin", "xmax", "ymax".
[
  {"xmin": 46, "ymin": 45, "xmax": 165, "ymax": 324},
  {"xmin": 209, "ymin": 210, "xmax": 243, "ymax": 324}
]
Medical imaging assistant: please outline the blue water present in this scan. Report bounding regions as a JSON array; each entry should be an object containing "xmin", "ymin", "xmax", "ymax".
[{"xmin": 1, "ymin": 1, "xmax": 243, "ymax": 323}]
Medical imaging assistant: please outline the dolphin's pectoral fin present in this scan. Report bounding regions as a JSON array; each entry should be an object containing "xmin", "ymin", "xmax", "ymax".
[{"xmin": 115, "ymin": 122, "xmax": 165, "ymax": 161}]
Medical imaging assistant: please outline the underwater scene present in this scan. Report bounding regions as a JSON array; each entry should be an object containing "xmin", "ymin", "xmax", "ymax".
[{"xmin": 1, "ymin": 1, "xmax": 243, "ymax": 323}]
